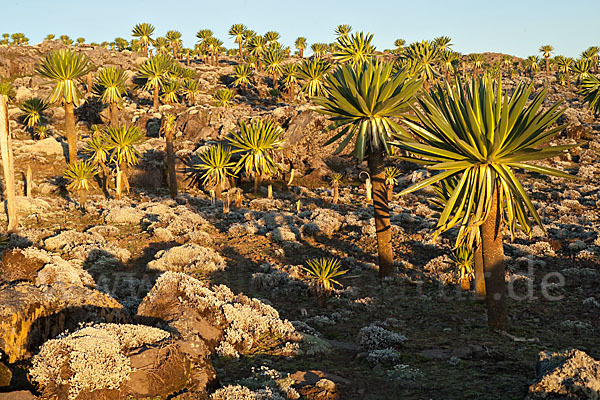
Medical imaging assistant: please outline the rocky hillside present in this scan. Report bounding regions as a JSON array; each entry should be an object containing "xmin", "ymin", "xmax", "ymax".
[{"xmin": 0, "ymin": 42, "xmax": 599, "ymax": 399}]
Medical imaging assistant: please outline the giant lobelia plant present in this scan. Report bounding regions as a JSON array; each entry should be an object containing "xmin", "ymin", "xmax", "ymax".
[
  {"xmin": 394, "ymin": 76, "xmax": 580, "ymax": 329},
  {"xmin": 228, "ymin": 119, "xmax": 284, "ymax": 194},
  {"xmin": 313, "ymin": 59, "xmax": 421, "ymax": 277},
  {"xmin": 37, "ymin": 49, "xmax": 90, "ymax": 163},
  {"xmin": 578, "ymin": 74, "xmax": 600, "ymax": 114}
]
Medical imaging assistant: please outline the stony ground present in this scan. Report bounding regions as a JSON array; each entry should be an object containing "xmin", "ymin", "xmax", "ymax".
[{"xmin": 0, "ymin": 42, "xmax": 599, "ymax": 399}]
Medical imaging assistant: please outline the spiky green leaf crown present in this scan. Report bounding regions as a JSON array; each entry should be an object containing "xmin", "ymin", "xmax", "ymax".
[
  {"xmin": 105, "ymin": 125, "xmax": 145, "ymax": 167},
  {"xmin": 37, "ymin": 49, "xmax": 91, "ymax": 106},
  {"xmin": 313, "ymin": 59, "xmax": 421, "ymax": 161},
  {"xmin": 228, "ymin": 119, "xmax": 284, "ymax": 178},
  {"xmin": 395, "ymin": 75, "xmax": 580, "ymax": 248},
  {"xmin": 94, "ymin": 66, "xmax": 128, "ymax": 105}
]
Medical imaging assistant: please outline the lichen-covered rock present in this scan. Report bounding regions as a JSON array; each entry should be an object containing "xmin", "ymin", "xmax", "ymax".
[
  {"xmin": 270, "ymin": 226, "xmax": 298, "ymax": 242},
  {"xmin": 163, "ymin": 208, "xmax": 212, "ymax": 237},
  {"xmin": 19, "ymin": 137, "xmax": 65, "ymax": 157},
  {"xmin": 356, "ymin": 323, "xmax": 407, "ymax": 351},
  {"xmin": 137, "ymin": 201, "xmax": 214, "ymax": 241},
  {"xmin": 249, "ymin": 198, "xmax": 284, "ymax": 211},
  {"xmin": 147, "ymin": 243, "xmax": 226, "ymax": 274},
  {"xmin": 228, "ymin": 222, "xmax": 259, "ymax": 237},
  {"xmin": 137, "ymin": 272, "xmax": 299, "ymax": 358},
  {"xmin": 250, "ymin": 265, "xmax": 307, "ymax": 296},
  {"xmin": 43, "ymin": 230, "xmax": 131, "ymax": 267},
  {"xmin": 86, "ymin": 225, "xmax": 120, "ymax": 239},
  {"xmin": 153, "ymin": 227, "xmax": 174, "ymax": 242},
  {"xmin": 527, "ymin": 349, "xmax": 600, "ymax": 399},
  {"xmin": 14, "ymin": 197, "xmax": 51, "ymax": 216},
  {"xmin": 0, "ymin": 248, "xmax": 46, "ymax": 283},
  {"xmin": 104, "ymin": 206, "xmax": 145, "ymax": 225},
  {"xmin": 302, "ymin": 208, "xmax": 344, "ymax": 237},
  {"xmin": 260, "ymin": 212, "xmax": 296, "ymax": 230},
  {"xmin": 1, "ymin": 247, "xmax": 94, "ymax": 287},
  {"xmin": 210, "ymin": 385, "xmax": 258, "ymax": 400},
  {"xmin": 209, "ymin": 365, "xmax": 299, "ymax": 399},
  {"xmin": 35, "ymin": 263, "xmax": 95, "ymax": 287},
  {"xmin": 0, "ymin": 282, "xmax": 125, "ymax": 362},
  {"xmin": 44, "ymin": 230, "xmax": 104, "ymax": 252},
  {"xmin": 29, "ymin": 323, "xmax": 196, "ymax": 400}
]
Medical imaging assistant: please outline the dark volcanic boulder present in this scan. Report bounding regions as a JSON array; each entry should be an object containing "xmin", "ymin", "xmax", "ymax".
[
  {"xmin": 178, "ymin": 110, "xmax": 214, "ymax": 140},
  {"xmin": 0, "ymin": 47, "xmax": 39, "ymax": 79},
  {"xmin": 527, "ymin": 349, "xmax": 600, "ymax": 399},
  {"xmin": 136, "ymin": 272, "xmax": 226, "ymax": 351},
  {"xmin": 0, "ymin": 391, "xmax": 35, "ymax": 400},
  {"xmin": 137, "ymin": 271, "xmax": 299, "ymax": 358},
  {"xmin": 0, "ymin": 282, "xmax": 126, "ymax": 362},
  {"xmin": 28, "ymin": 323, "xmax": 210, "ymax": 400},
  {"xmin": 0, "ymin": 248, "xmax": 46, "ymax": 284},
  {"xmin": 0, "ymin": 361, "xmax": 10, "ymax": 387}
]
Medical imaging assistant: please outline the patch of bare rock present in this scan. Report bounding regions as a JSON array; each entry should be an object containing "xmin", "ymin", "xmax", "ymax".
[{"xmin": 527, "ymin": 349, "xmax": 600, "ymax": 399}]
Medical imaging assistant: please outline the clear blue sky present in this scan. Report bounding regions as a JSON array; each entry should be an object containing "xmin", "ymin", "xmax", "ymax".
[{"xmin": 3, "ymin": 0, "xmax": 599, "ymax": 58}]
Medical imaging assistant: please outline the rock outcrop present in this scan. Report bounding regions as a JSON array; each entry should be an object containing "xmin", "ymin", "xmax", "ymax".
[
  {"xmin": 147, "ymin": 243, "xmax": 226, "ymax": 274},
  {"xmin": 137, "ymin": 271, "xmax": 300, "ymax": 358},
  {"xmin": 29, "ymin": 323, "xmax": 205, "ymax": 400},
  {"xmin": 528, "ymin": 349, "xmax": 600, "ymax": 399},
  {"xmin": 0, "ymin": 282, "xmax": 125, "ymax": 362}
]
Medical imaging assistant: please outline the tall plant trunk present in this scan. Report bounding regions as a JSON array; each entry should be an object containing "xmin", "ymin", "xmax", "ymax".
[
  {"xmin": 332, "ymin": 183, "xmax": 339, "ymax": 204},
  {"xmin": 79, "ymin": 190, "xmax": 87, "ymax": 207},
  {"xmin": 115, "ymin": 167, "xmax": 122, "ymax": 200},
  {"xmin": 109, "ymin": 102, "xmax": 118, "ymax": 126},
  {"xmin": 545, "ymin": 56, "xmax": 550, "ymax": 76},
  {"xmin": 238, "ymin": 42, "xmax": 243, "ymax": 61},
  {"xmin": 368, "ymin": 150, "xmax": 394, "ymax": 277},
  {"xmin": 186, "ymin": 50, "xmax": 190, "ymax": 66},
  {"xmin": 64, "ymin": 101, "xmax": 77, "ymax": 164},
  {"xmin": 460, "ymin": 275, "xmax": 471, "ymax": 291},
  {"xmin": 315, "ymin": 286, "xmax": 327, "ymax": 308},
  {"xmin": 144, "ymin": 42, "xmax": 148, "ymax": 58},
  {"xmin": 0, "ymin": 97, "xmax": 18, "ymax": 232},
  {"xmin": 474, "ymin": 242, "xmax": 486, "ymax": 298},
  {"xmin": 153, "ymin": 85, "xmax": 159, "ymax": 111},
  {"xmin": 121, "ymin": 163, "xmax": 130, "ymax": 193},
  {"xmin": 165, "ymin": 131, "xmax": 177, "ymax": 198},
  {"xmin": 253, "ymin": 174, "xmax": 261, "ymax": 194},
  {"xmin": 300, "ymin": 49, "xmax": 304, "ymax": 58},
  {"xmin": 481, "ymin": 187, "xmax": 508, "ymax": 330},
  {"xmin": 87, "ymin": 72, "xmax": 93, "ymax": 95},
  {"xmin": 223, "ymin": 192, "xmax": 230, "ymax": 213},
  {"xmin": 100, "ymin": 163, "xmax": 110, "ymax": 193},
  {"xmin": 26, "ymin": 165, "xmax": 32, "ymax": 198},
  {"xmin": 365, "ymin": 176, "xmax": 372, "ymax": 202}
]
